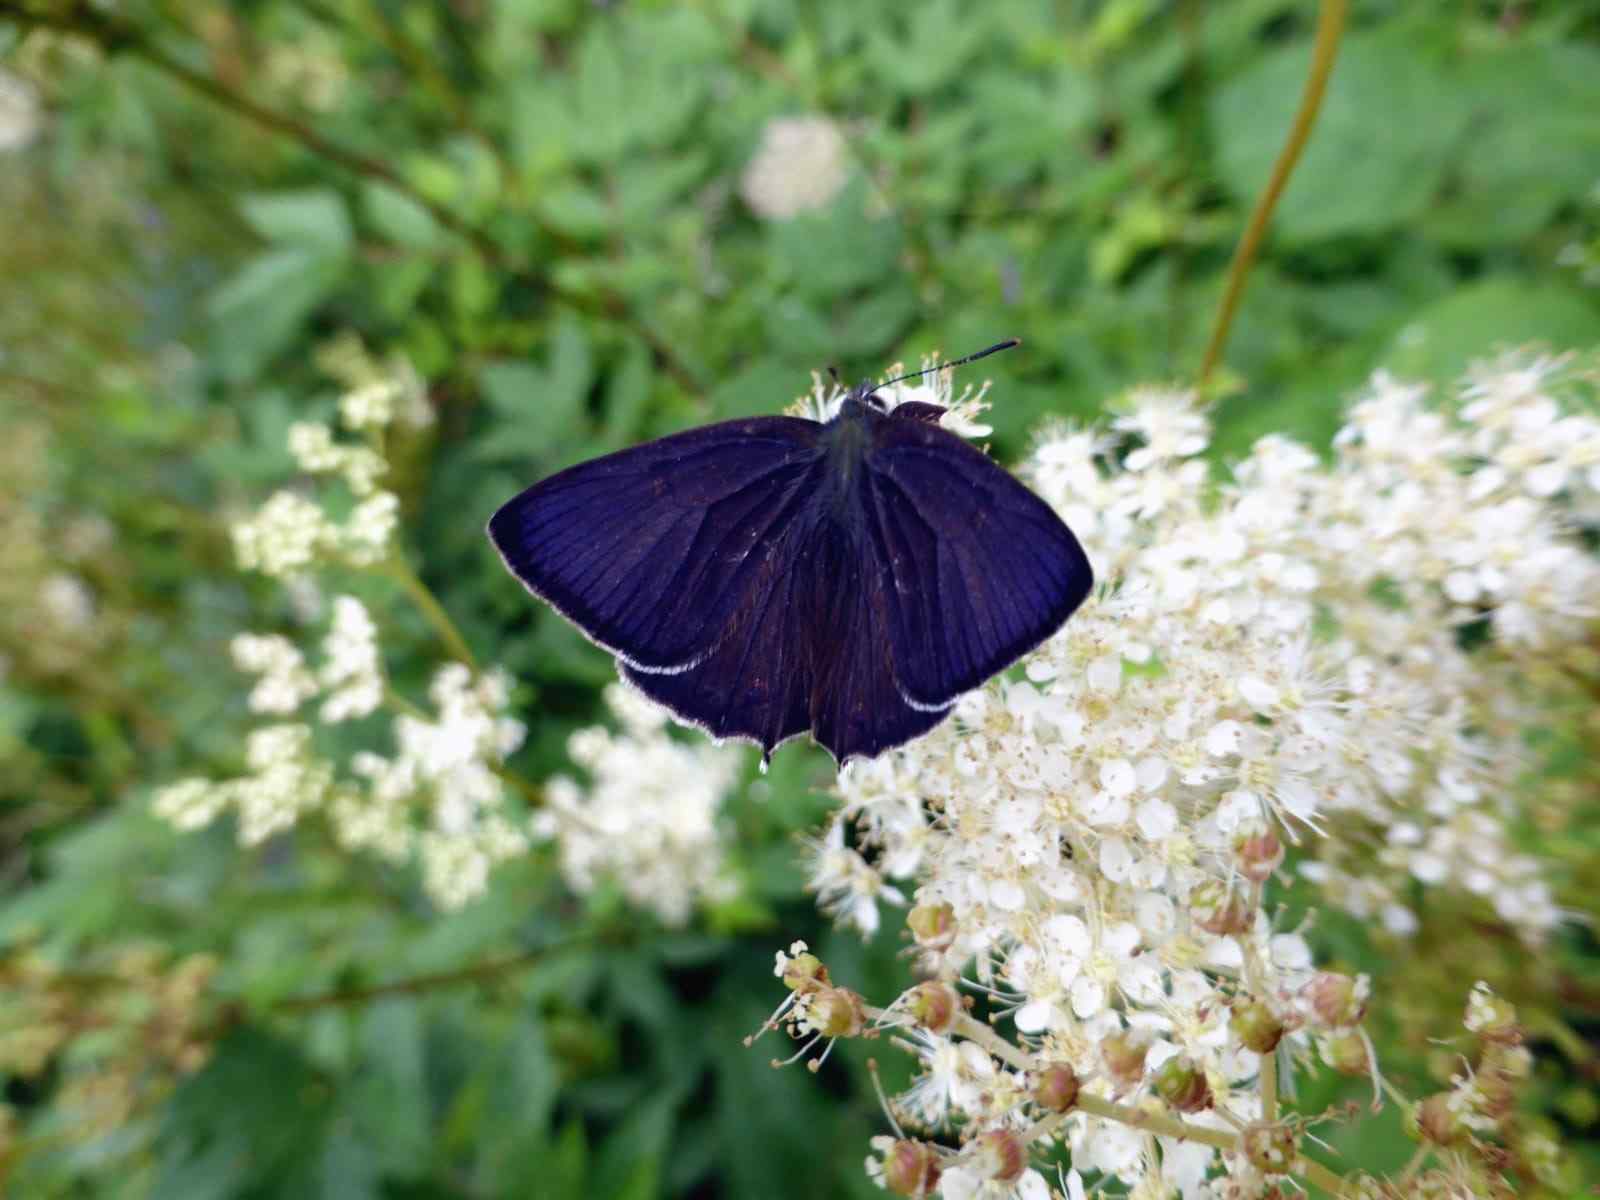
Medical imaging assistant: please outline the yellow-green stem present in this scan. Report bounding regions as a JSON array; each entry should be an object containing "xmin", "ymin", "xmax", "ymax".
[
  {"xmin": 1260, "ymin": 1047, "xmax": 1279, "ymax": 1124},
  {"xmin": 1396, "ymin": 1141, "xmax": 1433, "ymax": 1187},
  {"xmin": 1297, "ymin": 1155, "xmax": 1350, "ymax": 1196},
  {"xmin": 1196, "ymin": 0, "xmax": 1349, "ymax": 387},
  {"xmin": 942, "ymin": 1013, "xmax": 1239, "ymax": 1151},
  {"xmin": 386, "ymin": 559, "xmax": 480, "ymax": 672}
]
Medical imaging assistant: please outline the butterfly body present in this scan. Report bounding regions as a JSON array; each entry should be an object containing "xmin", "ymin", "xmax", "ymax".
[{"xmin": 489, "ymin": 379, "xmax": 1093, "ymax": 765}]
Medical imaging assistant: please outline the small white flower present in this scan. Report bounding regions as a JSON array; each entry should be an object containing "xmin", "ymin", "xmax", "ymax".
[
  {"xmin": 740, "ymin": 115, "xmax": 849, "ymax": 220},
  {"xmin": 0, "ymin": 69, "xmax": 41, "ymax": 153}
]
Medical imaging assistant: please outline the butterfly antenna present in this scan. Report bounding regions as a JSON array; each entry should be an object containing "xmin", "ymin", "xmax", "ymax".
[{"xmin": 877, "ymin": 338, "xmax": 1020, "ymax": 388}]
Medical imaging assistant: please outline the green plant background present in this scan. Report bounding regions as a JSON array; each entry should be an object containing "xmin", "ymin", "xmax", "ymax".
[{"xmin": 2, "ymin": 1, "xmax": 1599, "ymax": 1196}]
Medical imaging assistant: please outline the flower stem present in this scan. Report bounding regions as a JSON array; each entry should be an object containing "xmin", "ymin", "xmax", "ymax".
[
  {"xmin": 1296, "ymin": 1156, "xmax": 1349, "ymax": 1195},
  {"xmin": 942, "ymin": 1013, "xmax": 1239, "ymax": 1151},
  {"xmin": 385, "ymin": 558, "xmax": 480, "ymax": 672},
  {"xmin": 1196, "ymin": 0, "xmax": 1349, "ymax": 388},
  {"xmin": 1075, "ymin": 1093, "xmax": 1238, "ymax": 1152},
  {"xmin": 1260, "ymin": 1046, "xmax": 1279, "ymax": 1124}
]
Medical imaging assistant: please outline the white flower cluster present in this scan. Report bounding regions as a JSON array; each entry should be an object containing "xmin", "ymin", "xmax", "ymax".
[
  {"xmin": 155, "ymin": 638, "xmax": 529, "ymax": 910},
  {"xmin": 348, "ymin": 665, "xmax": 530, "ymax": 911},
  {"xmin": 231, "ymin": 348, "xmax": 427, "ymax": 579},
  {"xmin": 783, "ymin": 351, "xmax": 1597, "ymax": 1198},
  {"xmin": 158, "ymin": 338, "xmax": 539, "ymax": 911},
  {"xmin": 316, "ymin": 331, "xmax": 434, "ymax": 431},
  {"xmin": 155, "ymin": 724, "xmax": 333, "ymax": 846},
  {"xmin": 740, "ymin": 115, "xmax": 850, "ymax": 220},
  {"xmin": 227, "ymin": 594, "xmax": 382, "ymax": 721},
  {"xmin": 535, "ymin": 684, "xmax": 743, "ymax": 927},
  {"xmin": 789, "ymin": 356, "xmax": 996, "ymax": 439}
]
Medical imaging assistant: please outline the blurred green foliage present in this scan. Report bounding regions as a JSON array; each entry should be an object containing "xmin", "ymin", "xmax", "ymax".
[{"xmin": 1, "ymin": 0, "xmax": 1598, "ymax": 1196}]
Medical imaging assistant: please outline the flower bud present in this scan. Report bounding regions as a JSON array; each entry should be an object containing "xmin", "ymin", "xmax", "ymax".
[
  {"xmin": 1233, "ymin": 825, "xmax": 1284, "ymax": 883},
  {"xmin": 1411, "ymin": 1093, "xmax": 1464, "ymax": 1146},
  {"xmin": 1231, "ymin": 997, "xmax": 1287, "ymax": 1054},
  {"xmin": 904, "ymin": 981, "xmax": 959, "ymax": 1034},
  {"xmin": 781, "ymin": 951, "xmax": 828, "ymax": 993},
  {"xmin": 1153, "ymin": 1053, "xmax": 1213, "ymax": 1113},
  {"xmin": 1464, "ymin": 983, "xmax": 1519, "ymax": 1045},
  {"xmin": 1240, "ymin": 1121, "xmax": 1299, "ymax": 1175},
  {"xmin": 1465, "ymin": 1049, "xmax": 1516, "ymax": 1126},
  {"xmin": 882, "ymin": 1139, "xmax": 943, "ymax": 1196},
  {"xmin": 1032, "ymin": 1063, "xmax": 1081, "ymax": 1113},
  {"xmin": 807, "ymin": 987, "xmax": 864, "ymax": 1039},
  {"xmin": 1302, "ymin": 972, "xmax": 1368, "ymax": 1029},
  {"xmin": 1319, "ymin": 1031, "xmax": 1369, "ymax": 1076},
  {"xmin": 907, "ymin": 903, "xmax": 956, "ymax": 946},
  {"xmin": 1190, "ymin": 879, "xmax": 1252, "ymax": 936},
  {"xmin": 1100, "ymin": 1028, "xmax": 1152, "ymax": 1088},
  {"xmin": 972, "ymin": 1129, "xmax": 1027, "ymax": 1183}
]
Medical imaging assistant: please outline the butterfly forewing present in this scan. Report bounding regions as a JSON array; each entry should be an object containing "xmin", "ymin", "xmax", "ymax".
[
  {"xmin": 488, "ymin": 418, "xmax": 824, "ymax": 673},
  {"xmin": 865, "ymin": 411, "xmax": 1094, "ymax": 710}
]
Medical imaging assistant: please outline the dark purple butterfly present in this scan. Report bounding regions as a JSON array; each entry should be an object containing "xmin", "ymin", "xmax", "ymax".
[{"xmin": 488, "ymin": 341, "xmax": 1092, "ymax": 766}]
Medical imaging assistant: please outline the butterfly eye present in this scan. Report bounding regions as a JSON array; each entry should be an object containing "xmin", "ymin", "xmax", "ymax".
[{"xmin": 863, "ymin": 390, "xmax": 889, "ymax": 412}]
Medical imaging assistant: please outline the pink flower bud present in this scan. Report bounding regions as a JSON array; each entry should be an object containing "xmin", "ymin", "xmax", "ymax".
[
  {"xmin": 882, "ymin": 1139, "xmax": 943, "ymax": 1196},
  {"xmin": 1100, "ymin": 1029, "xmax": 1152, "ymax": 1089},
  {"xmin": 1231, "ymin": 997, "xmax": 1287, "ymax": 1054},
  {"xmin": 1152, "ymin": 1054, "xmax": 1213, "ymax": 1113},
  {"xmin": 781, "ymin": 952, "xmax": 828, "ymax": 993},
  {"xmin": 1190, "ymin": 879, "xmax": 1252, "ymax": 935},
  {"xmin": 1240, "ymin": 1121, "xmax": 1299, "ymax": 1175},
  {"xmin": 1032, "ymin": 1063, "xmax": 1081, "ymax": 1113},
  {"xmin": 807, "ymin": 987, "xmax": 864, "ymax": 1039},
  {"xmin": 907, "ymin": 903, "xmax": 956, "ymax": 946},
  {"xmin": 1233, "ymin": 825, "xmax": 1284, "ymax": 883},
  {"xmin": 1228, "ymin": 825, "xmax": 1280, "ymax": 883},
  {"xmin": 1411, "ymin": 1094, "xmax": 1465, "ymax": 1146},
  {"xmin": 1302, "ymin": 972, "xmax": 1368, "ymax": 1029},
  {"xmin": 904, "ymin": 981, "xmax": 959, "ymax": 1034},
  {"xmin": 972, "ymin": 1129, "xmax": 1027, "ymax": 1183},
  {"xmin": 1319, "ymin": 1030, "xmax": 1369, "ymax": 1076},
  {"xmin": 1464, "ymin": 985, "xmax": 1520, "ymax": 1045}
]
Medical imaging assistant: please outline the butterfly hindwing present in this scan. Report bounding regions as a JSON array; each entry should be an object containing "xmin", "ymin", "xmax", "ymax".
[
  {"xmin": 865, "ymin": 411, "xmax": 1094, "ymax": 710},
  {"xmin": 621, "ymin": 521, "xmax": 815, "ymax": 755},
  {"xmin": 805, "ymin": 520, "xmax": 954, "ymax": 763},
  {"xmin": 488, "ymin": 417, "xmax": 824, "ymax": 673}
]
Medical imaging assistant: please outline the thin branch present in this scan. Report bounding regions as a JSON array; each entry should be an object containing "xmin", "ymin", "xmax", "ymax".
[
  {"xmin": 270, "ymin": 945, "xmax": 553, "ymax": 1014},
  {"xmin": 1196, "ymin": 0, "xmax": 1349, "ymax": 388},
  {"xmin": 383, "ymin": 556, "xmax": 480, "ymax": 672},
  {"xmin": 0, "ymin": 1, "xmax": 707, "ymax": 399},
  {"xmin": 5, "ymin": 2, "xmax": 503, "ymax": 262}
]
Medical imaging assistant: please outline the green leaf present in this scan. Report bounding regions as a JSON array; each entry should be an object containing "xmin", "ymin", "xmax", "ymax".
[
  {"xmin": 362, "ymin": 182, "xmax": 441, "ymax": 249},
  {"xmin": 154, "ymin": 1028, "xmax": 332, "ymax": 1194},
  {"xmin": 474, "ymin": 315, "xmax": 595, "ymax": 460},
  {"xmin": 207, "ymin": 247, "xmax": 346, "ymax": 381},
  {"xmin": 240, "ymin": 189, "xmax": 353, "ymax": 254},
  {"xmin": 1382, "ymin": 280, "xmax": 1600, "ymax": 385},
  {"xmin": 348, "ymin": 999, "xmax": 429, "ymax": 1173},
  {"xmin": 1211, "ymin": 30, "xmax": 1467, "ymax": 241},
  {"xmin": 1429, "ymin": 42, "xmax": 1600, "ymax": 244}
]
